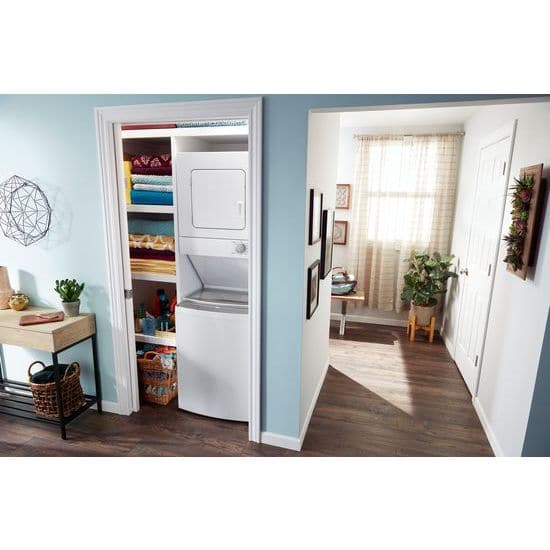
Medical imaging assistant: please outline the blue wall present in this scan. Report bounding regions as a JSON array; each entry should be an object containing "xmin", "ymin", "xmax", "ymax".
[
  {"xmin": 522, "ymin": 309, "xmax": 550, "ymax": 456},
  {"xmin": 0, "ymin": 94, "xmax": 538, "ymax": 438}
]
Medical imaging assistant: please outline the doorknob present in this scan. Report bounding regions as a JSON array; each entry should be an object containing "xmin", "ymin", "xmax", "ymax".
[{"xmin": 460, "ymin": 268, "xmax": 469, "ymax": 276}]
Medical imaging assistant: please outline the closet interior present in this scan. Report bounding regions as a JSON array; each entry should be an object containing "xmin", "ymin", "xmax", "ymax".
[{"xmin": 118, "ymin": 121, "xmax": 250, "ymax": 420}]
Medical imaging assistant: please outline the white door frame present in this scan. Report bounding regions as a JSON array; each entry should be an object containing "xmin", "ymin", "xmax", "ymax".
[
  {"xmin": 453, "ymin": 120, "xmax": 517, "ymax": 397},
  {"xmin": 95, "ymin": 97, "xmax": 263, "ymax": 442}
]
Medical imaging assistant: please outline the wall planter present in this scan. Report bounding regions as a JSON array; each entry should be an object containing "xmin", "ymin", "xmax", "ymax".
[{"xmin": 503, "ymin": 164, "xmax": 546, "ymax": 280}]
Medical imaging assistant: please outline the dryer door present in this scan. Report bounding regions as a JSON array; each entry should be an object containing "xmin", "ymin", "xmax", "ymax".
[
  {"xmin": 177, "ymin": 152, "xmax": 249, "ymax": 240},
  {"xmin": 191, "ymin": 168, "xmax": 245, "ymax": 230}
]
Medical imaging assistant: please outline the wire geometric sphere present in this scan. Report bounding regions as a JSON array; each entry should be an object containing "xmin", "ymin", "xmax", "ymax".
[{"xmin": 0, "ymin": 175, "xmax": 52, "ymax": 247}]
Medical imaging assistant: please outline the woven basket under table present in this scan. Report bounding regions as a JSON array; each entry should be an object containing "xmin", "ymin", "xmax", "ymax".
[
  {"xmin": 28, "ymin": 361, "xmax": 86, "ymax": 419},
  {"xmin": 137, "ymin": 351, "xmax": 177, "ymax": 406}
]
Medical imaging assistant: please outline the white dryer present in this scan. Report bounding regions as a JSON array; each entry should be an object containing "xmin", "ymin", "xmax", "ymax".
[{"xmin": 176, "ymin": 152, "xmax": 248, "ymax": 240}]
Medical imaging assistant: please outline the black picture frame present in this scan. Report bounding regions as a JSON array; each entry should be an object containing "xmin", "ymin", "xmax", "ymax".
[
  {"xmin": 306, "ymin": 259, "xmax": 321, "ymax": 319},
  {"xmin": 320, "ymin": 209, "xmax": 335, "ymax": 279},
  {"xmin": 308, "ymin": 189, "xmax": 323, "ymax": 244}
]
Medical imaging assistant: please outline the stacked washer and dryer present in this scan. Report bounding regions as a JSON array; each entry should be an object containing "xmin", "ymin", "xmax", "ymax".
[{"xmin": 175, "ymin": 151, "xmax": 249, "ymax": 422}]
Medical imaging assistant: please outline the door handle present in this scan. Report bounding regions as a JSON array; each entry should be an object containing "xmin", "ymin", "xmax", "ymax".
[
  {"xmin": 460, "ymin": 268, "xmax": 469, "ymax": 276},
  {"xmin": 237, "ymin": 201, "xmax": 243, "ymax": 217}
]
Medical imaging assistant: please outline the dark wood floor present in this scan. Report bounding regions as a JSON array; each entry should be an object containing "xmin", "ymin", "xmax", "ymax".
[{"xmin": 0, "ymin": 322, "xmax": 492, "ymax": 456}]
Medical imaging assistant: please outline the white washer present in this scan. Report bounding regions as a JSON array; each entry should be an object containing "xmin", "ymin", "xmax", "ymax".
[
  {"xmin": 176, "ymin": 288, "xmax": 248, "ymax": 422},
  {"xmin": 177, "ymin": 152, "xmax": 249, "ymax": 240}
]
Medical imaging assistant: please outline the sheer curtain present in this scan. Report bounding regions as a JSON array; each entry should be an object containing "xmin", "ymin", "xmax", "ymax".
[{"xmin": 348, "ymin": 133, "xmax": 462, "ymax": 312}]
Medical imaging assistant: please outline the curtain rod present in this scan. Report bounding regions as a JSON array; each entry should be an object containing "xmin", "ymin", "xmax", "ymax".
[{"xmin": 354, "ymin": 131, "xmax": 465, "ymax": 139}]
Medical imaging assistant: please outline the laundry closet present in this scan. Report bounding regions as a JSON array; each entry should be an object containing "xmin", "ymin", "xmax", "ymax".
[{"xmin": 116, "ymin": 120, "xmax": 250, "ymax": 422}]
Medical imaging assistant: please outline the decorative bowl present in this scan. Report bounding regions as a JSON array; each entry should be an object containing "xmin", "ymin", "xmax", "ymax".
[
  {"xmin": 331, "ymin": 282, "xmax": 357, "ymax": 295},
  {"xmin": 9, "ymin": 292, "xmax": 30, "ymax": 311},
  {"xmin": 331, "ymin": 268, "xmax": 357, "ymax": 295}
]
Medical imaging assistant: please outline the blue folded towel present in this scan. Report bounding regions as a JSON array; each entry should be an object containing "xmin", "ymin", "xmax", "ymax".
[
  {"xmin": 131, "ymin": 189, "xmax": 173, "ymax": 206},
  {"xmin": 131, "ymin": 174, "xmax": 173, "ymax": 186}
]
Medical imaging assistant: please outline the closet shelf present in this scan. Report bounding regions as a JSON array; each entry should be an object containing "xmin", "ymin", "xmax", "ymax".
[
  {"xmin": 131, "ymin": 271, "xmax": 177, "ymax": 283},
  {"xmin": 121, "ymin": 126, "xmax": 248, "ymax": 140},
  {"xmin": 135, "ymin": 332, "xmax": 176, "ymax": 346},
  {"xmin": 126, "ymin": 204, "xmax": 175, "ymax": 215}
]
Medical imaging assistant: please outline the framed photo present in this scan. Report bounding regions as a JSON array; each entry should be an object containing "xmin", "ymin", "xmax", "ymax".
[
  {"xmin": 334, "ymin": 220, "xmax": 348, "ymax": 245},
  {"xmin": 307, "ymin": 259, "xmax": 321, "ymax": 319},
  {"xmin": 336, "ymin": 184, "xmax": 351, "ymax": 209},
  {"xmin": 320, "ymin": 209, "xmax": 335, "ymax": 279},
  {"xmin": 308, "ymin": 189, "xmax": 323, "ymax": 244}
]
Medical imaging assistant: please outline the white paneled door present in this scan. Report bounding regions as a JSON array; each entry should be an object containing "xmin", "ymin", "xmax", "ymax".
[{"xmin": 454, "ymin": 125, "xmax": 515, "ymax": 394}]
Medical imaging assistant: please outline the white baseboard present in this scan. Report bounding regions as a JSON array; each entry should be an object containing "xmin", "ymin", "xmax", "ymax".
[
  {"xmin": 441, "ymin": 332, "xmax": 455, "ymax": 360},
  {"xmin": 472, "ymin": 396, "xmax": 504, "ymax": 457},
  {"xmin": 260, "ymin": 431, "xmax": 301, "ymax": 452},
  {"xmin": 330, "ymin": 313, "xmax": 407, "ymax": 328},
  {"xmin": 91, "ymin": 400, "xmax": 124, "ymax": 414},
  {"xmin": 299, "ymin": 359, "xmax": 329, "ymax": 447}
]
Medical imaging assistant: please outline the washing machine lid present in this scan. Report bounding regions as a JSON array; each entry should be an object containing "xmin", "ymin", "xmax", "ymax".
[{"xmin": 184, "ymin": 287, "xmax": 248, "ymax": 309}]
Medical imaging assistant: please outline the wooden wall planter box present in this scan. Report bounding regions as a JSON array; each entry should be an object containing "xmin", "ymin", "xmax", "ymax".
[{"xmin": 507, "ymin": 164, "xmax": 547, "ymax": 280}]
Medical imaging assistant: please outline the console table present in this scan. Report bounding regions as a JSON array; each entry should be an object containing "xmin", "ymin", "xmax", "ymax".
[
  {"xmin": 0, "ymin": 307, "xmax": 102, "ymax": 439},
  {"xmin": 331, "ymin": 291, "xmax": 365, "ymax": 336}
]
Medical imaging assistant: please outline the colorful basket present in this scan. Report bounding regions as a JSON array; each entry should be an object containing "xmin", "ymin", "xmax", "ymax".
[
  {"xmin": 137, "ymin": 351, "xmax": 177, "ymax": 406},
  {"xmin": 28, "ymin": 361, "xmax": 86, "ymax": 419}
]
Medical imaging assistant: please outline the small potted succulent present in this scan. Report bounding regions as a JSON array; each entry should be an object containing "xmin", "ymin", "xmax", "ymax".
[
  {"xmin": 400, "ymin": 251, "xmax": 458, "ymax": 325},
  {"xmin": 54, "ymin": 278, "xmax": 85, "ymax": 317}
]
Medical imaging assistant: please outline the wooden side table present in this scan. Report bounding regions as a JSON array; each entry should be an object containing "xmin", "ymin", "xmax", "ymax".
[
  {"xmin": 0, "ymin": 307, "xmax": 102, "ymax": 439},
  {"xmin": 331, "ymin": 291, "xmax": 365, "ymax": 336}
]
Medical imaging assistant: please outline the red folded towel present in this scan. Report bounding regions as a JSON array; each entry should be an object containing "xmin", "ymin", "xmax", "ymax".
[
  {"xmin": 131, "ymin": 154, "xmax": 172, "ymax": 175},
  {"xmin": 129, "ymin": 248, "xmax": 176, "ymax": 261}
]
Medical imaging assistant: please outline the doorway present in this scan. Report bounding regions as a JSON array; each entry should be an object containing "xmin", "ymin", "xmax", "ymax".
[
  {"xmin": 300, "ymin": 98, "xmax": 549, "ymax": 455},
  {"xmin": 96, "ymin": 98, "xmax": 262, "ymax": 442}
]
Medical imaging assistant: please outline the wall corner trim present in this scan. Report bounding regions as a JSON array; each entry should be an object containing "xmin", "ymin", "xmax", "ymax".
[
  {"xmin": 472, "ymin": 397, "xmax": 504, "ymax": 457},
  {"xmin": 299, "ymin": 359, "xmax": 330, "ymax": 448},
  {"xmin": 91, "ymin": 400, "xmax": 126, "ymax": 415},
  {"xmin": 260, "ymin": 431, "xmax": 301, "ymax": 452}
]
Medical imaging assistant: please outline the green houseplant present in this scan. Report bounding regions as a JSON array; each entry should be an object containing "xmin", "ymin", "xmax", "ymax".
[
  {"xmin": 400, "ymin": 251, "xmax": 458, "ymax": 325},
  {"xmin": 54, "ymin": 278, "xmax": 85, "ymax": 317}
]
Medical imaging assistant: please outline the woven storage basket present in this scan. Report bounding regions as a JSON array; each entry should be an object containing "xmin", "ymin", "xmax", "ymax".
[
  {"xmin": 137, "ymin": 351, "xmax": 177, "ymax": 406},
  {"xmin": 28, "ymin": 361, "xmax": 86, "ymax": 419}
]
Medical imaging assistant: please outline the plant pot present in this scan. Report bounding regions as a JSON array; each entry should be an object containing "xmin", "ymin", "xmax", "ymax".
[
  {"xmin": 410, "ymin": 302, "xmax": 436, "ymax": 326},
  {"xmin": 0, "ymin": 288, "xmax": 14, "ymax": 310},
  {"xmin": 62, "ymin": 300, "xmax": 81, "ymax": 317}
]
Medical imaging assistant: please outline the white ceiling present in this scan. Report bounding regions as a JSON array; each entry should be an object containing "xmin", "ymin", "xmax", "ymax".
[{"xmin": 340, "ymin": 105, "xmax": 482, "ymax": 128}]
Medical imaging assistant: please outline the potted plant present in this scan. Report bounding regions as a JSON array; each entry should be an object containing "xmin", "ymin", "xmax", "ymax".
[
  {"xmin": 400, "ymin": 251, "xmax": 458, "ymax": 326},
  {"xmin": 54, "ymin": 279, "xmax": 85, "ymax": 317}
]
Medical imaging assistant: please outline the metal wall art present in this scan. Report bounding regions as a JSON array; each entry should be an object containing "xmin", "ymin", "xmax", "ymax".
[{"xmin": 0, "ymin": 175, "xmax": 52, "ymax": 246}]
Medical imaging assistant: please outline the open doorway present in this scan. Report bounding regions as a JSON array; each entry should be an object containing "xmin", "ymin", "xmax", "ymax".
[{"xmin": 301, "ymin": 98, "xmax": 550, "ymax": 456}]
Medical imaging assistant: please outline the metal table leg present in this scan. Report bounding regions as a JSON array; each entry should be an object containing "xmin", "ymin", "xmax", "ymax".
[
  {"xmin": 91, "ymin": 333, "xmax": 102, "ymax": 413},
  {"xmin": 52, "ymin": 351, "xmax": 67, "ymax": 440},
  {"xmin": 339, "ymin": 301, "xmax": 347, "ymax": 336}
]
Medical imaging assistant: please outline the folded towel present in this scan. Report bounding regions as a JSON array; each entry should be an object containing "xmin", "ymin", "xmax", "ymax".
[
  {"xmin": 128, "ymin": 233, "xmax": 175, "ymax": 252},
  {"xmin": 131, "ymin": 167, "xmax": 172, "ymax": 176},
  {"xmin": 176, "ymin": 119, "xmax": 247, "ymax": 128},
  {"xmin": 133, "ymin": 184, "xmax": 173, "ymax": 193},
  {"xmin": 130, "ymin": 258, "xmax": 176, "ymax": 275},
  {"xmin": 130, "ymin": 189, "xmax": 173, "ymax": 205},
  {"xmin": 131, "ymin": 154, "xmax": 172, "ymax": 175},
  {"xmin": 129, "ymin": 248, "xmax": 175, "ymax": 261},
  {"xmin": 131, "ymin": 174, "xmax": 173, "ymax": 186}
]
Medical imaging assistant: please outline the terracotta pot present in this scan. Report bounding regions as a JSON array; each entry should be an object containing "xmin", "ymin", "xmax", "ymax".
[
  {"xmin": 0, "ymin": 289, "xmax": 14, "ymax": 310},
  {"xmin": 62, "ymin": 300, "xmax": 81, "ymax": 317},
  {"xmin": 410, "ymin": 302, "xmax": 436, "ymax": 326},
  {"xmin": 0, "ymin": 267, "xmax": 13, "ymax": 309}
]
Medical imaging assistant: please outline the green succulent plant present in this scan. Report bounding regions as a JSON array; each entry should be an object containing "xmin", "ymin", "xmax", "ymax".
[
  {"xmin": 400, "ymin": 251, "xmax": 458, "ymax": 307},
  {"xmin": 54, "ymin": 279, "xmax": 85, "ymax": 303}
]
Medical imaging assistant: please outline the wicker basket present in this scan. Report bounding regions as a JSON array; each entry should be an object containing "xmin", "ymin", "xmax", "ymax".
[
  {"xmin": 137, "ymin": 351, "xmax": 177, "ymax": 406},
  {"xmin": 28, "ymin": 361, "xmax": 86, "ymax": 419}
]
